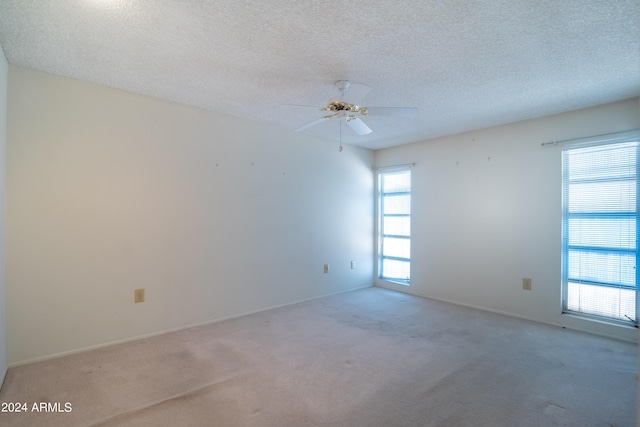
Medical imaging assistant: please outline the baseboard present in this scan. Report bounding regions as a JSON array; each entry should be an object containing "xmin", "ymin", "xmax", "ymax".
[
  {"xmin": 8, "ymin": 284, "xmax": 373, "ymax": 368},
  {"xmin": 0, "ymin": 364, "xmax": 6, "ymax": 391},
  {"xmin": 376, "ymin": 286, "xmax": 638, "ymax": 344},
  {"xmin": 436, "ymin": 297, "xmax": 635, "ymax": 343}
]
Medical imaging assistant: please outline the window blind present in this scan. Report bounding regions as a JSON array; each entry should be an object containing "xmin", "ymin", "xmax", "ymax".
[
  {"xmin": 562, "ymin": 139, "xmax": 638, "ymax": 324},
  {"xmin": 379, "ymin": 169, "xmax": 411, "ymax": 283}
]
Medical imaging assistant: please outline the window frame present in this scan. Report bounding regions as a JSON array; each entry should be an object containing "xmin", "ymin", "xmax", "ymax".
[
  {"xmin": 377, "ymin": 166, "xmax": 412, "ymax": 285},
  {"xmin": 561, "ymin": 132, "xmax": 639, "ymax": 327}
]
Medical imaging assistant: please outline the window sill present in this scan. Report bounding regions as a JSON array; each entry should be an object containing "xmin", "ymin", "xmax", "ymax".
[
  {"xmin": 562, "ymin": 312, "xmax": 636, "ymax": 328},
  {"xmin": 377, "ymin": 278, "xmax": 410, "ymax": 287}
]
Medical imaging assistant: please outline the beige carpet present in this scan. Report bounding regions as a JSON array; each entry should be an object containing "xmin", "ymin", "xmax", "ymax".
[{"xmin": 0, "ymin": 287, "xmax": 636, "ymax": 426}]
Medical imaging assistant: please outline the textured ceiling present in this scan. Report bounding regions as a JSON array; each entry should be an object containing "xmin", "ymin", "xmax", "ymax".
[{"xmin": 0, "ymin": 0, "xmax": 638, "ymax": 150}]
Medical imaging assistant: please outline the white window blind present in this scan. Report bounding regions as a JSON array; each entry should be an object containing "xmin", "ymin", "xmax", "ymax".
[
  {"xmin": 379, "ymin": 169, "xmax": 411, "ymax": 284},
  {"xmin": 562, "ymin": 137, "xmax": 638, "ymax": 325}
]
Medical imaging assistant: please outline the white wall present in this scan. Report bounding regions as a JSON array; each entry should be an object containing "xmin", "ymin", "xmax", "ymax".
[
  {"xmin": 375, "ymin": 98, "xmax": 640, "ymax": 342},
  {"xmin": 0, "ymin": 44, "xmax": 7, "ymax": 386},
  {"xmin": 6, "ymin": 66, "xmax": 374, "ymax": 365}
]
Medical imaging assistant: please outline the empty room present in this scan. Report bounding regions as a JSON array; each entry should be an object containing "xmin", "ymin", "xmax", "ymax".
[{"xmin": 0, "ymin": 1, "xmax": 638, "ymax": 426}]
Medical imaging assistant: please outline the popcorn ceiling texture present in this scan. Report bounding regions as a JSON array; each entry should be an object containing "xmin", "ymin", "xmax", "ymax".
[{"xmin": 0, "ymin": 0, "xmax": 638, "ymax": 149}]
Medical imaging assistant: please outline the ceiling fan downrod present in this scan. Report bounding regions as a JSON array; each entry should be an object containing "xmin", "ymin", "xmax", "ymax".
[{"xmin": 335, "ymin": 80, "xmax": 351, "ymax": 97}]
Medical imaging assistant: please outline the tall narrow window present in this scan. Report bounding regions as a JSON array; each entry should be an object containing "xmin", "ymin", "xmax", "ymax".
[
  {"xmin": 562, "ymin": 136, "xmax": 638, "ymax": 325},
  {"xmin": 378, "ymin": 168, "xmax": 411, "ymax": 284}
]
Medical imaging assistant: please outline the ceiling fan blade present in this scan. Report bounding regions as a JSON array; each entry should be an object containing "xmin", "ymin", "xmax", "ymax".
[
  {"xmin": 295, "ymin": 117, "xmax": 329, "ymax": 132},
  {"xmin": 342, "ymin": 82, "xmax": 371, "ymax": 105},
  {"xmin": 364, "ymin": 107, "xmax": 419, "ymax": 117},
  {"xmin": 346, "ymin": 117, "xmax": 372, "ymax": 135}
]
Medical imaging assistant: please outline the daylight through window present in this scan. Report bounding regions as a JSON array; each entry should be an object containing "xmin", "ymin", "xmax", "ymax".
[
  {"xmin": 562, "ymin": 135, "xmax": 638, "ymax": 325},
  {"xmin": 378, "ymin": 168, "xmax": 411, "ymax": 284}
]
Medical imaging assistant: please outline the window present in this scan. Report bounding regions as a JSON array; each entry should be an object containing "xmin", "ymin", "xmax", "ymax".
[
  {"xmin": 378, "ymin": 168, "xmax": 411, "ymax": 284},
  {"xmin": 562, "ymin": 134, "xmax": 638, "ymax": 325}
]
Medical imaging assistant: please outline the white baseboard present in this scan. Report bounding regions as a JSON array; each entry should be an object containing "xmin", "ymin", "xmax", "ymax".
[
  {"xmin": 0, "ymin": 364, "xmax": 6, "ymax": 392},
  {"xmin": 8, "ymin": 285, "xmax": 373, "ymax": 368},
  {"xmin": 375, "ymin": 285, "xmax": 638, "ymax": 344}
]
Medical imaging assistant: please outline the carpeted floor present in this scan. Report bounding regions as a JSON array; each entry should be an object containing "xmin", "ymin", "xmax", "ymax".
[{"xmin": 0, "ymin": 287, "xmax": 636, "ymax": 426}]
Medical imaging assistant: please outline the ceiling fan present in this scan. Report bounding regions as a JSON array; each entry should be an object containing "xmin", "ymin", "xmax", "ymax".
[{"xmin": 288, "ymin": 80, "xmax": 418, "ymax": 136}]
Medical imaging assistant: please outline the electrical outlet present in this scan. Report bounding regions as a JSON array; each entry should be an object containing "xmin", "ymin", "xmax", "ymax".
[
  {"xmin": 522, "ymin": 278, "xmax": 532, "ymax": 291},
  {"xmin": 324, "ymin": 264, "xmax": 329, "ymax": 273},
  {"xmin": 350, "ymin": 260, "xmax": 355, "ymax": 269},
  {"xmin": 134, "ymin": 288, "xmax": 145, "ymax": 303}
]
